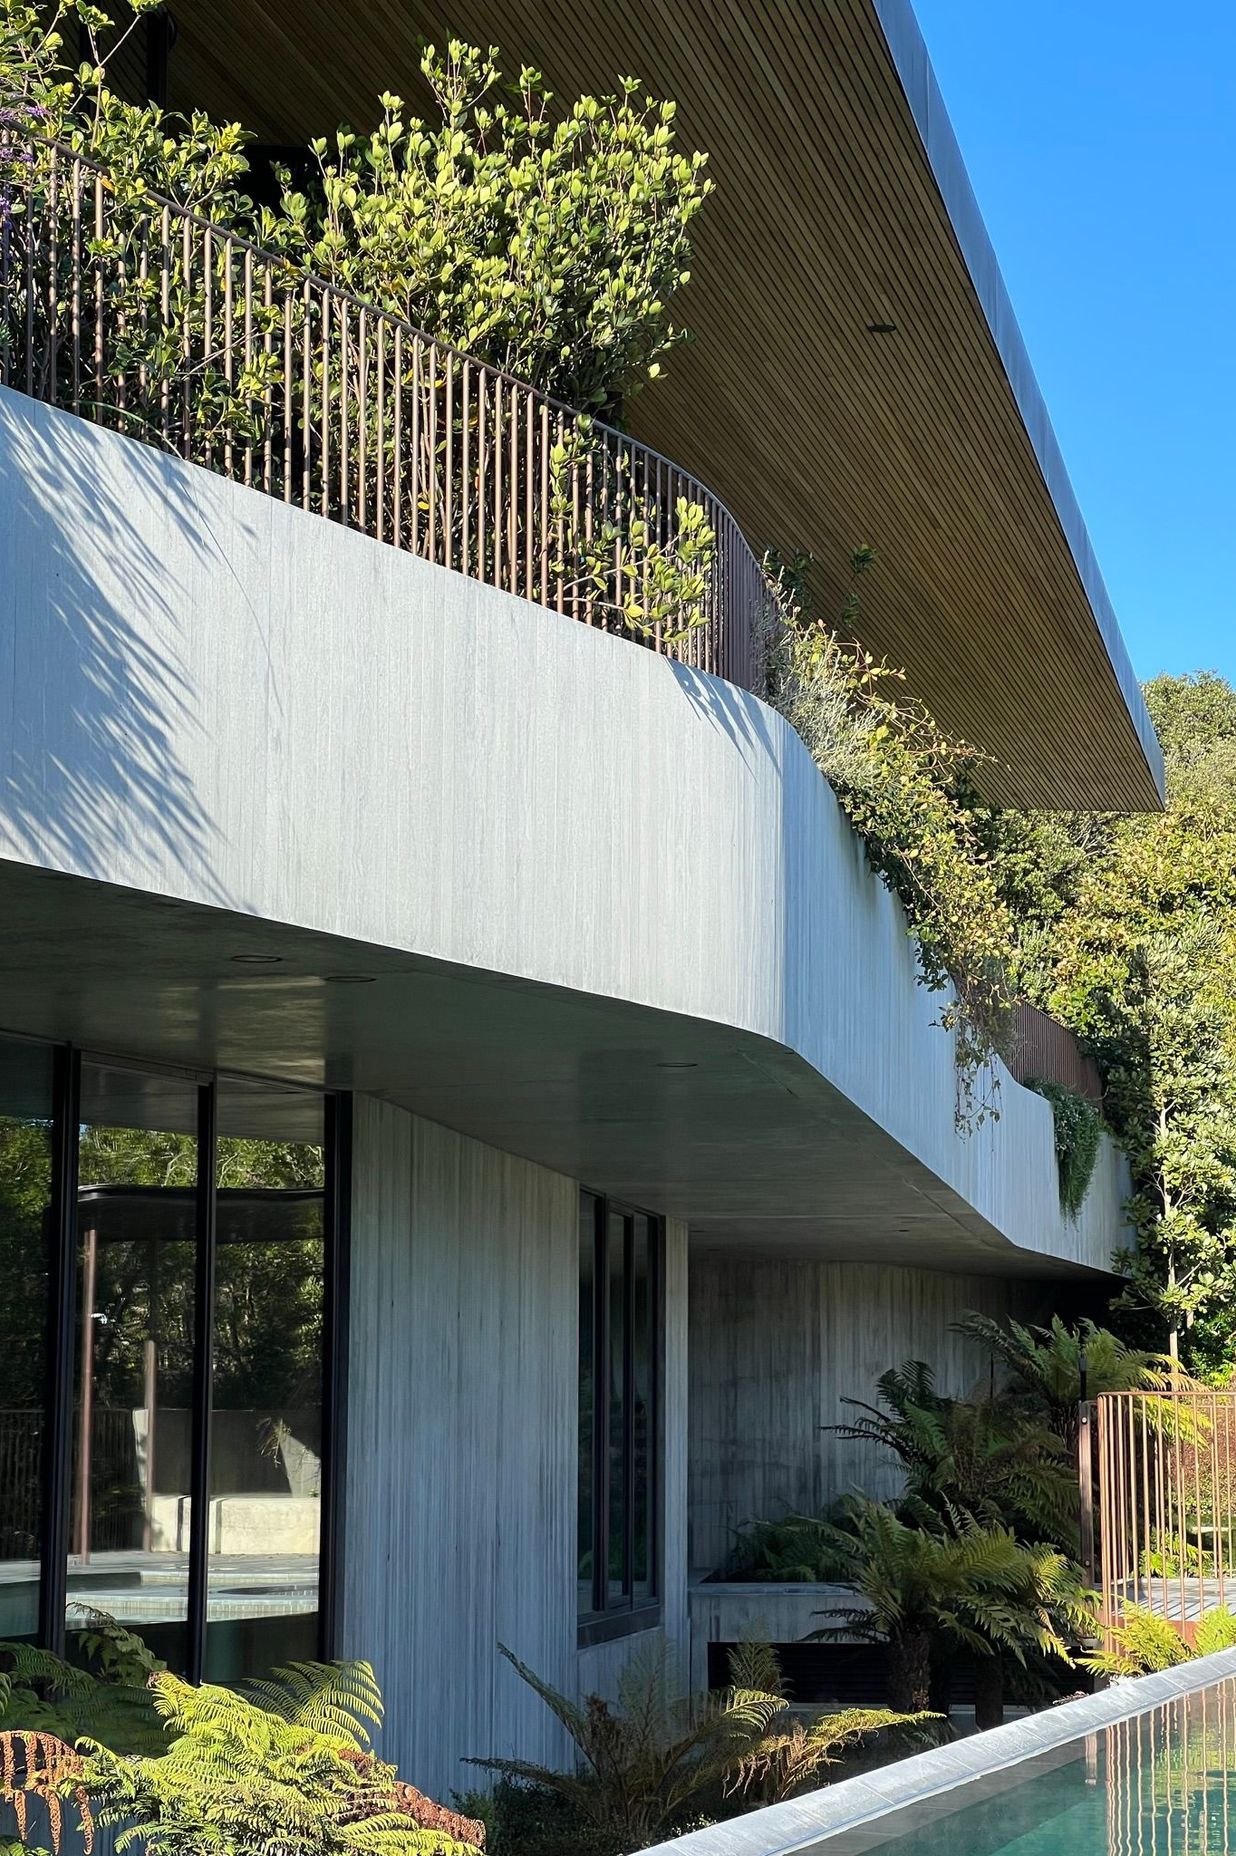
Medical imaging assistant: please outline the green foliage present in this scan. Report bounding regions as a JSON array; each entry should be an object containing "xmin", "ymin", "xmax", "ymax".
[
  {"xmin": 978, "ymin": 673, "xmax": 1236, "ymax": 1370},
  {"xmin": 1081, "ymin": 1605, "xmax": 1191, "ymax": 1677},
  {"xmin": 0, "ymin": 1612, "xmax": 165, "ymax": 1754},
  {"xmin": 952, "ymin": 1312, "xmax": 1181, "ymax": 1446},
  {"xmin": 469, "ymin": 1641, "xmax": 782, "ymax": 1851},
  {"xmin": 235, "ymin": 1660, "xmax": 384, "ymax": 1749},
  {"xmin": 721, "ymin": 1643, "xmax": 937, "ymax": 1806},
  {"xmin": 830, "ymin": 1360, "xmax": 1077, "ymax": 1547},
  {"xmin": 761, "ymin": 549, "xmax": 1016, "ymax": 1126},
  {"xmin": 1193, "ymin": 1606, "xmax": 1236, "ymax": 1656},
  {"xmin": 80, "ymin": 1671, "xmax": 483, "ymax": 1856},
  {"xmin": 724, "ymin": 1513, "xmax": 839, "ymax": 1583},
  {"xmin": 278, "ymin": 42, "xmax": 711, "ymax": 414},
  {"xmin": 469, "ymin": 1641, "xmax": 931, "ymax": 1850},
  {"xmin": 1024, "ymin": 1081, "xmax": 1103, "ymax": 1218},
  {"xmin": 808, "ymin": 1496, "xmax": 1091, "ymax": 1712}
]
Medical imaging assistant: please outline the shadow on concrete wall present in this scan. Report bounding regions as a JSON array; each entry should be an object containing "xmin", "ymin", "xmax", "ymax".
[{"xmin": 0, "ymin": 391, "xmax": 235, "ymax": 905}]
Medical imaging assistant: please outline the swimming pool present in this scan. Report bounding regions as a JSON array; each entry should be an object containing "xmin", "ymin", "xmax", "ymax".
[
  {"xmin": 820, "ymin": 1678, "xmax": 1236, "ymax": 1854},
  {"xmin": 642, "ymin": 1650, "xmax": 1236, "ymax": 1856}
]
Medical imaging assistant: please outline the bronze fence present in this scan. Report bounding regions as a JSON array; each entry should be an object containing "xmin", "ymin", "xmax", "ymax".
[
  {"xmin": 1092, "ymin": 1390, "xmax": 1236, "ymax": 1648},
  {"xmin": 1008, "ymin": 1000, "xmax": 1104, "ymax": 1106},
  {"xmin": 0, "ymin": 138, "xmax": 765, "ymax": 688}
]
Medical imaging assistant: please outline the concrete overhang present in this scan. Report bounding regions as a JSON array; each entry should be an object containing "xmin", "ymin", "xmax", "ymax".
[
  {"xmin": 157, "ymin": 0, "xmax": 1163, "ymax": 810},
  {"xmin": 0, "ymin": 391, "xmax": 1129, "ymax": 1279}
]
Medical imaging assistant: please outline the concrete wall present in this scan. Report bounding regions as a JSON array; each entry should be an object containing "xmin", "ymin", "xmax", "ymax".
[
  {"xmin": 687, "ymin": 1256, "xmax": 1052, "ymax": 1573},
  {"xmin": 341, "ymin": 1095, "xmax": 689, "ymax": 1799},
  {"xmin": 0, "ymin": 388, "xmax": 1129, "ymax": 1281}
]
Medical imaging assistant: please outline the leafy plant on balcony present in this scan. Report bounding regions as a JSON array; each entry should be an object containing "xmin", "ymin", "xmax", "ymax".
[
  {"xmin": 828, "ymin": 1359, "xmax": 1078, "ymax": 1549},
  {"xmin": 274, "ymin": 41, "xmax": 711, "ymax": 417},
  {"xmin": 1023, "ymin": 1078, "xmax": 1103, "ymax": 1217},
  {"xmin": 759, "ymin": 547, "xmax": 1018, "ymax": 1126}
]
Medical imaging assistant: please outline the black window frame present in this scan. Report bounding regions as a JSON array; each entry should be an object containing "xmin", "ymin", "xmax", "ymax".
[
  {"xmin": 12, "ymin": 1036, "xmax": 351, "ymax": 1676},
  {"xmin": 577, "ymin": 1188, "xmax": 663, "ymax": 1648}
]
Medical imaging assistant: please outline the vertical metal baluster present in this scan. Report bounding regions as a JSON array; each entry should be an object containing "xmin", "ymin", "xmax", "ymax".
[
  {"xmin": 23, "ymin": 147, "xmax": 35, "ymax": 397},
  {"xmin": 477, "ymin": 369, "xmax": 488, "ymax": 584},
  {"xmin": 262, "ymin": 262, "xmax": 274, "ymax": 494},
  {"xmin": 508, "ymin": 382, "xmax": 519, "ymax": 595},
  {"xmin": 427, "ymin": 342, "xmax": 439, "ymax": 563},
  {"xmin": 461, "ymin": 358, "xmax": 471, "ymax": 578},
  {"xmin": 93, "ymin": 173, "xmax": 105, "ymax": 428},
  {"xmin": 137, "ymin": 212, "xmax": 149, "ymax": 417},
  {"xmin": 410, "ymin": 336, "xmax": 422, "ymax": 558},
  {"xmin": 392, "ymin": 324, "xmax": 403, "ymax": 549},
  {"xmin": 222, "ymin": 237, "xmax": 235, "ymax": 477},
  {"xmin": 486, "ymin": 373, "xmax": 497, "ymax": 582},
  {"xmin": 357, "ymin": 308, "xmax": 368, "ymax": 531},
  {"xmin": 320, "ymin": 289, "xmax": 331, "ymax": 518},
  {"xmin": 45, "ymin": 146, "xmax": 59, "ymax": 404},
  {"xmin": 301, "ymin": 281, "xmax": 312, "ymax": 511},
  {"xmin": 554, "ymin": 411, "xmax": 565, "ymax": 613},
  {"xmin": 242, "ymin": 247, "xmax": 255, "ymax": 485},
  {"xmin": 582, "ymin": 442, "xmax": 595, "ymax": 624},
  {"xmin": 524, "ymin": 390, "xmax": 535, "ymax": 602},
  {"xmin": 202, "ymin": 226, "xmax": 213, "ymax": 468},
  {"xmin": 340, "ymin": 299, "xmax": 351, "ymax": 525},
  {"xmin": 282, "ymin": 286, "xmax": 293, "ymax": 501},
  {"xmin": 159, "ymin": 206, "xmax": 171, "ymax": 448},
  {"xmin": 180, "ymin": 215, "xmax": 191, "ymax": 459},
  {"xmin": 444, "ymin": 350, "xmax": 455, "ymax": 572},
  {"xmin": 375, "ymin": 318, "xmax": 386, "ymax": 543},
  {"xmin": 539, "ymin": 402, "xmax": 550, "ymax": 607},
  {"xmin": 71, "ymin": 158, "xmax": 82, "ymax": 413}
]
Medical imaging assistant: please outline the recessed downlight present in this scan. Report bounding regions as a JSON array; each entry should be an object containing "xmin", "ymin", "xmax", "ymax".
[
  {"xmin": 867, "ymin": 321, "xmax": 897, "ymax": 335},
  {"xmin": 229, "ymin": 952, "xmax": 284, "ymax": 965},
  {"xmin": 323, "ymin": 973, "xmax": 377, "ymax": 985},
  {"xmin": 657, "ymin": 1061, "xmax": 698, "ymax": 1071}
]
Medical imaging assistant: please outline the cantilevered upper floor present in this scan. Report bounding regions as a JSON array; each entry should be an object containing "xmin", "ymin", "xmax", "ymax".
[{"xmin": 138, "ymin": 0, "xmax": 1164, "ymax": 810}]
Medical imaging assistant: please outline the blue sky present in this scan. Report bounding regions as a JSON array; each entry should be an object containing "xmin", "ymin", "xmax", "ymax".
[{"xmin": 911, "ymin": 1, "xmax": 1236, "ymax": 684}]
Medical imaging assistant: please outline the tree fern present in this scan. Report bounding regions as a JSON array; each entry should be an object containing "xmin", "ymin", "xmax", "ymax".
[
  {"xmin": 469, "ymin": 1642, "xmax": 782, "ymax": 1848},
  {"xmin": 0, "ymin": 1627, "xmax": 163, "ymax": 1755},
  {"xmin": 81, "ymin": 1674, "xmax": 482, "ymax": 1856},
  {"xmin": 236, "ymin": 1662, "xmax": 384, "ymax": 1749}
]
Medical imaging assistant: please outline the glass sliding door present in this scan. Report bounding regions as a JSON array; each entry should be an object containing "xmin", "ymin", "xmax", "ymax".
[
  {"xmin": 0, "ymin": 1037, "xmax": 56, "ymax": 1641},
  {"xmin": 204, "ymin": 1078, "xmax": 326, "ymax": 1680},
  {"xmin": 70, "ymin": 1062, "xmax": 199, "ymax": 1671}
]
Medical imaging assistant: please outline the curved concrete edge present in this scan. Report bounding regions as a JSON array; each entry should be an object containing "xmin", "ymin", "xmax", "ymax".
[
  {"xmin": 0, "ymin": 387, "xmax": 1127, "ymax": 1274},
  {"xmin": 869, "ymin": 0, "xmax": 1163, "ymax": 805},
  {"xmin": 638, "ymin": 1649, "xmax": 1236, "ymax": 1856}
]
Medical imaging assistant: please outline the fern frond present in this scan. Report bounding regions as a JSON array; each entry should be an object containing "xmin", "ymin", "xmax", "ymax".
[{"xmin": 236, "ymin": 1660, "xmax": 384, "ymax": 1749}]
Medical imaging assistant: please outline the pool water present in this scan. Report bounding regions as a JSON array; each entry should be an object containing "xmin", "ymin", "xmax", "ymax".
[{"xmin": 824, "ymin": 1679, "xmax": 1236, "ymax": 1855}]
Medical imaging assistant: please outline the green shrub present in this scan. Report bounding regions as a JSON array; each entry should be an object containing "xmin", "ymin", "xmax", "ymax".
[
  {"xmin": 1025, "ymin": 1080, "xmax": 1103, "ymax": 1217},
  {"xmin": 1082, "ymin": 1605, "xmax": 1190, "ymax": 1677},
  {"xmin": 1194, "ymin": 1607, "xmax": 1236, "ymax": 1656}
]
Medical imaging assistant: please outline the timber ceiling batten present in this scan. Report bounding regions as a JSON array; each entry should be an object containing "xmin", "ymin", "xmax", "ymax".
[{"xmin": 163, "ymin": 0, "xmax": 1162, "ymax": 811}]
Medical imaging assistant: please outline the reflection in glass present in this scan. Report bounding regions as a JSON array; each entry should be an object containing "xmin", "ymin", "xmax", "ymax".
[
  {"xmin": 607, "ymin": 1210, "xmax": 628, "ymax": 1605},
  {"xmin": 204, "ymin": 1080, "xmax": 325, "ymax": 1681},
  {"xmin": 577, "ymin": 1194, "xmax": 597, "ymax": 1613},
  {"xmin": 632, "ymin": 1215, "xmax": 654, "ymax": 1599},
  {"xmin": 70, "ymin": 1064, "xmax": 199, "ymax": 1671},
  {"xmin": 0, "ymin": 1038, "xmax": 55, "ymax": 1641}
]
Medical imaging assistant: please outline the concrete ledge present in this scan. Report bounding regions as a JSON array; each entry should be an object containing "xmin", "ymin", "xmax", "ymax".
[{"xmin": 640, "ymin": 1648, "xmax": 1236, "ymax": 1856}]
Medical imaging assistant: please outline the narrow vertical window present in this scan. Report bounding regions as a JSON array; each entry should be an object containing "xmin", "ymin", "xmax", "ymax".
[
  {"xmin": 578, "ymin": 1190, "xmax": 661, "ymax": 1637},
  {"xmin": 204, "ymin": 1078, "xmax": 325, "ymax": 1680},
  {"xmin": 70, "ymin": 1062, "xmax": 199, "ymax": 1672},
  {"xmin": 0, "ymin": 1037, "xmax": 55, "ymax": 1641}
]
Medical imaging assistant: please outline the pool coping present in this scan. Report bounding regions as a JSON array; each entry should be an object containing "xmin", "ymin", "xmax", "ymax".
[{"xmin": 638, "ymin": 1647, "xmax": 1236, "ymax": 1856}]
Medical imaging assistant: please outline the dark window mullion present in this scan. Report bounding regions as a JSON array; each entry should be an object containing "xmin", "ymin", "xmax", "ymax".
[
  {"xmin": 622, "ymin": 1214, "xmax": 636, "ymax": 1606},
  {"xmin": 185, "ymin": 1078, "xmax": 217, "ymax": 1683},
  {"xmin": 39, "ymin": 1043, "xmax": 80, "ymax": 1655},
  {"xmin": 318, "ymin": 1091, "xmax": 352, "ymax": 1660},
  {"xmin": 591, "ymin": 1197, "xmax": 607, "ymax": 1616}
]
